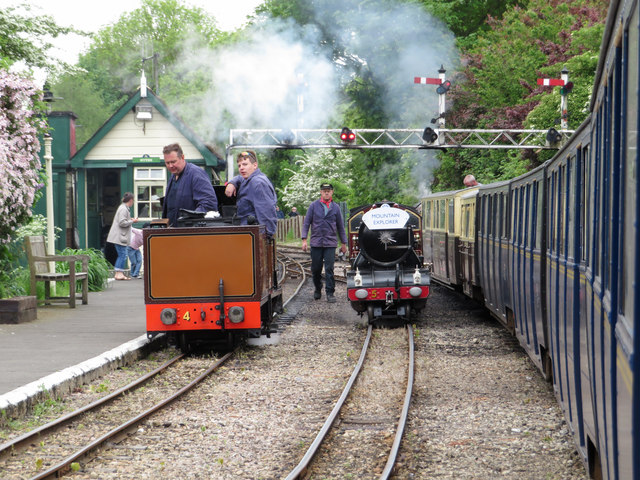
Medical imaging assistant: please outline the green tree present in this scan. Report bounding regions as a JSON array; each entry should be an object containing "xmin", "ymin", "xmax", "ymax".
[
  {"xmin": 279, "ymin": 149, "xmax": 353, "ymax": 212},
  {"xmin": 421, "ymin": 0, "xmax": 524, "ymax": 38},
  {"xmin": 0, "ymin": 5, "xmax": 76, "ymax": 72},
  {"xmin": 80, "ymin": 0, "xmax": 221, "ymax": 97},
  {"xmin": 431, "ymin": 0, "xmax": 608, "ymax": 191},
  {"xmin": 51, "ymin": 0, "xmax": 225, "ymax": 145},
  {"xmin": 50, "ymin": 73, "xmax": 113, "ymax": 147}
]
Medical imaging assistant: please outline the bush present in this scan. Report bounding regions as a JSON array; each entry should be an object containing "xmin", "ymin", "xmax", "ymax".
[
  {"xmin": 0, "ymin": 215, "xmax": 111, "ymax": 298},
  {"xmin": 57, "ymin": 247, "xmax": 111, "ymax": 292}
]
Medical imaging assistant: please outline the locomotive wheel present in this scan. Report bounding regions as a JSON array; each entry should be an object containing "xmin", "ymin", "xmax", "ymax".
[
  {"xmin": 178, "ymin": 332, "xmax": 192, "ymax": 354},
  {"xmin": 367, "ymin": 305, "xmax": 376, "ymax": 323}
]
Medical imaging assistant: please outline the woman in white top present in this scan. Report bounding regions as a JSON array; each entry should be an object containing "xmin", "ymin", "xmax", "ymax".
[{"xmin": 106, "ymin": 192, "xmax": 138, "ymax": 280}]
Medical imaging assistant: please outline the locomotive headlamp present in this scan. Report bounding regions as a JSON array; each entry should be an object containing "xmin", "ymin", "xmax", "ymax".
[
  {"xmin": 413, "ymin": 267, "xmax": 422, "ymax": 284},
  {"xmin": 160, "ymin": 308, "xmax": 177, "ymax": 325},
  {"xmin": 227, "ymin": 306, "xmax": 245, "ymax": 324},
  {"xmin": 409, "ymin": 286, "xmax": 423, "ymax": 297},
  {"xmin": 355, "ymin": 289, "xmax": 368, "ymax": 299}
]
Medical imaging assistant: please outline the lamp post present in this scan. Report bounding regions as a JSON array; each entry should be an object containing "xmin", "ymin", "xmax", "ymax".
[{"xmin": 43, "ymin": 133, "xmax": 56, "ymax": 285}]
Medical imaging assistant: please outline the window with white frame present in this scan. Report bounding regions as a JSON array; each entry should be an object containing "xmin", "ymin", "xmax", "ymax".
[{"xmin": 134, "ymin": 167, "xmax": 165, "ymax": 220}]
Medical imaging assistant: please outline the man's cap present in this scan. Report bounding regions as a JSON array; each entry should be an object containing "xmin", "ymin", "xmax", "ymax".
[{"xmin": 320, "ymin": 182, "xmax": 333, "ymax": 190}]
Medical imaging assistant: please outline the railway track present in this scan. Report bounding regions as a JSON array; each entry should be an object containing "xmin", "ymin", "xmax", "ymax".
[
  {"xmin": 0, "ymin": 255, "xmax": 307, "ymax": 480},
  {"xmin": 278, "ymin": 244, "xmax": 348, "ymax": 283},
  {"xmin": 284, "ymin": 324, "xmax": 415, "ymax": 479},
  {"xmin": 0, "ymin": 352, "xmax": 235, "ymax": 479}
]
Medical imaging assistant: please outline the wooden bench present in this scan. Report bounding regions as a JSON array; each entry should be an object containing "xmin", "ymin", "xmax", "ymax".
[{"xmin": 24, "ymin": 236, "xmax": 90, "ymax": 308}]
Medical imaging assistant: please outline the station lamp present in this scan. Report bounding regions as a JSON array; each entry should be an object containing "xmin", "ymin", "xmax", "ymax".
[{"xmin": 340, "ymin": 127, "xmax": 356, "ymax": 145}]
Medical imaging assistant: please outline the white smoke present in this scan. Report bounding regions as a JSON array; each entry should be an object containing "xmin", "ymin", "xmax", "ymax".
[
  {"xmin": 173, "ymin": 0, "xmax": 458, "ymax": 143},
  {"xmin": 173, "ymin": 17, "xmax": 339, "ymax": 143}
]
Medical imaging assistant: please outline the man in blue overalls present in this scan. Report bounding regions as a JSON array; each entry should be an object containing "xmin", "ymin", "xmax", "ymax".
[{"xmin": 301, "ymin": 183, "xmax": 348, "ymax": 303}]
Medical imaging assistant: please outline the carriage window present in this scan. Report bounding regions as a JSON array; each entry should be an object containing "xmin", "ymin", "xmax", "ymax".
[
  {"xmin": 558, "ymin": 165, "xmax": 567, "ymax": 255},
  {"xmin": 568, "ymin": 156, "xmax": 576, "ymax": 259},
  {"xmin": 580, "ymin": 146, "xmax": 588, "ymax": 262},
  {"xmin": 424, "ymin": 201, "xmax": 431, "ymax": 228},
  {"xmin": 134, "ymin": 167, "xmax": 165, "ymax": 220},
  {"xmin": 496, "ymin": 193, "xmax": 504, "ymax": 238},
  {"xmin": 548, "ymin": 174, "xmax": 555, "ymax": 254},
  {"xmin": 529, "ymin": 183, "xmax": 536, "ymax": 249},
  {"xmin": 448, "ymin": 199, "xmax": 455, "ymax": 233},
  {"xmin": 510, "ymin": 193, "xmax": 516, "ymax": 242},
  {"xmin": 511, "ymin": 190, "xmax": 517, "ymax": 243},
  {"xmin": 462, "ymin": 205, "xmax": 469, "ymax": 238},
  {"xmin": 523, "ymin": 185, "xmax": 533, "ymax": 247},
  {"xmin": 502, "ymin": 193, "xmax": 508, "ymax": 240},
  {"xmin": 469, "ymin": 202, "xmax": 475, "ymax": 239},
  {"xmin": 593, "ymin": 111, "xmax": 602, "ymax": 277},
  {"xmin": 439, "ymin": 200, "xmax": 446, "ymax": 230},
  {"xmin": 534, "ymin": 181, "xmax": 542, "ymax": 250},
  {"xmin": 622, "ymin": 4, "xmax": 638, "ymax": 317}
]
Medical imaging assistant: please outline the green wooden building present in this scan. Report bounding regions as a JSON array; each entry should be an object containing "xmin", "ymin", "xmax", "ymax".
[{"xmin": 34, "ymin": 88, "xmax": 225, "ymax": 252}]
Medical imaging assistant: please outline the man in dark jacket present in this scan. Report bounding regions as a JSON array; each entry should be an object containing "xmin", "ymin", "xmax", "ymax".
[
  {"xmin": 162, "ymin": 143, "xmax": 218, "ymax": 226},
  {"xmin": 224, "ymin": 150, "xmax": 278, "ymax": 236},
  {"xmin": 301, "ymin": 183, "xmax": 348, "ymax": 303}
]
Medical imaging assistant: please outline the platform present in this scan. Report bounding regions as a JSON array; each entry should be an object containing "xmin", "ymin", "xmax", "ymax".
[{"xmin": 0, "ymin": 278, "xmax": 159, "ymax": 417}]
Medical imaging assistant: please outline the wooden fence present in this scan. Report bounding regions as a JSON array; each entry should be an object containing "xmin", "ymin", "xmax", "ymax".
[{"xmin": 276, "ymin": 216, "xmax": 305, "ymax": 243}]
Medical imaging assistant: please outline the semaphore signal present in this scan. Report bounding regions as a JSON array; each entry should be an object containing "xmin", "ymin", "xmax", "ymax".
[
  {"xmin": 537, "ymin": 78, "xmax": 565, "ymax": 87},
  {"xmin": 414, "ymin": 77, "xmax": 442, "ymax": 85},
  {"xmin": 537, "ymin": 67, "xmax": 571, "ymax": 129}
]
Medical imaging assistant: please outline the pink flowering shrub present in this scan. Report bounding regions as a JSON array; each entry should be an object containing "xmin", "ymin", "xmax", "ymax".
[{"xmin": 0, "ymin": 69, "xmax": 46, "ymax": 244}]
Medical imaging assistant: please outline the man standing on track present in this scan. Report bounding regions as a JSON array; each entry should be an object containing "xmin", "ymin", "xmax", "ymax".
[{"xmin": 302, "ymin": 182, "xmax": 348, "ymax": 303}]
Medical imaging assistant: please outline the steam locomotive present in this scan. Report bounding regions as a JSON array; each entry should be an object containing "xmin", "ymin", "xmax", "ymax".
[
  {"xmin": 143, "ymin": 186, "xmax": 282, "ymax": 352},
  {"xmin": 346, "ymin": 202, "xmax": 430, "ymax": 324}
]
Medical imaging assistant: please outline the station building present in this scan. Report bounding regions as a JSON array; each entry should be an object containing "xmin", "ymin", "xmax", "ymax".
[{"xmin": 34, "ymin": 88, "xmax": 225, "ymax": 253}]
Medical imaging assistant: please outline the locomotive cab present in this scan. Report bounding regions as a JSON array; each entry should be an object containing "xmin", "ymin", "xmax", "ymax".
[{"xmin": 347, "ymin": 202, "xmax": 430, "ymax": 325}]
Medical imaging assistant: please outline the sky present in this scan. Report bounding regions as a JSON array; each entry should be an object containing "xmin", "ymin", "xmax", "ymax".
[{"xmin": 0, "ymin": 0, "xmax": 265, "ymax": 64}]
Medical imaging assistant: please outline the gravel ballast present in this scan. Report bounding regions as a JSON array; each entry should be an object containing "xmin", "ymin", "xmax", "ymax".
[{"xmin": 1, "ymin": 278, "xmax": 587, "ymax": 479}]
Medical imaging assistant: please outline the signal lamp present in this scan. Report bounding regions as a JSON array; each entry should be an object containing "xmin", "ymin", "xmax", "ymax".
[
  {"xmin": 436, "ymin": 80, "xmax": 452, "ymax": 95},
  {"xmin": 560, "ymin": 81, "xmax": 574, "ymax": 95},
  {"xmin": 340, "ymin": 127, "xmax": 356, "ymax": 144},
  {"xmin": 546, "ymin": 128, "xmax": 562, "ymax": 146},
  {"xmin": 422, "ymin": 127, "xmax": 439, "ymax": 144}
]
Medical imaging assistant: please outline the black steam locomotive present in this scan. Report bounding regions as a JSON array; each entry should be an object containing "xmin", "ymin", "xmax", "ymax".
[{"xmin": 346, "ymin": 202, "xmax": 430, "ymax": 324}]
